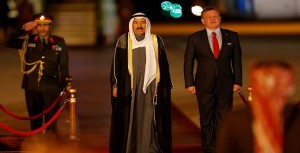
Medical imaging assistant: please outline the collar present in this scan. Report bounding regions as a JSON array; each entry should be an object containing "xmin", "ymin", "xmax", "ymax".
[
  {"xmin": 135, "ymin": 34, "xmax": 145, "ymax": 41},
  {"xmin": 206, "ymin": 28, "xmax": 221, "ymax": 37},
  {"xmin": 39, "ymin": 35, "xmax": 49, "ymax": 42},
  {"xmin": 34, "ymin": 35, "xmax": 54, "ymax": 43}
]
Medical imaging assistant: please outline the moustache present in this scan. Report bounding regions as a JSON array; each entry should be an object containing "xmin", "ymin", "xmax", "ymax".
[{"xmin": 137, "ymin": 27, "xmax": 144, "ymax": 30}]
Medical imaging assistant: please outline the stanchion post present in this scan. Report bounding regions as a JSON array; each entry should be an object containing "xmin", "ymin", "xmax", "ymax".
[
  {"xmin": 66, "ymin": 77, "xmax": 78, "ymax": 140},
  {"xmin": 247, "ymin": 86, "xmax": 253, "ymax": 103}
]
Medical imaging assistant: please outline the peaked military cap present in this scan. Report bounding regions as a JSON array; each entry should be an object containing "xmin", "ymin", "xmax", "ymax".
[{"xmin": 32, "ymin": 13, "xmax": 53, "ymax": 24}]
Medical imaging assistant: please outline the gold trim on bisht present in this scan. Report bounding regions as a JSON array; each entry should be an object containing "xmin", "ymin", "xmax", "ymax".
[{"xmin": 127, "ymin": 34, "xmax": 160, "ymax": 93}]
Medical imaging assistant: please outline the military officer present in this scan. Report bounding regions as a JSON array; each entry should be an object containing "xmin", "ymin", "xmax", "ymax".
[{"xmin": 4, "ymin": 13, "xmax": 69, "ymax": 133}]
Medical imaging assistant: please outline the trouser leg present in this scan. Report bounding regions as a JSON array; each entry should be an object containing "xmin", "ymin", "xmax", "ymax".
[
  {"xmin": 215, "ymin": 93, "xmax": 233, "ymax": 134},
  {"xmin": 25, "ymin": 90, "xmax": 44, "ymax": 130},
  {"xmin": 196, "ymin": 92, "xmax": 233, "ymax": 153},
  {"xmin": 196, "ymin": 94, "xmax": 216, "ymax": 153},
  {"xmin": 43, "ymin": 92, "xmax": 60, "ymax": 133}
]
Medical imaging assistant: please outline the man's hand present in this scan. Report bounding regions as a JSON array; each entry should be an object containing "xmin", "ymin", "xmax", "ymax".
[
  {"xmin": 22, "ymin": 21, "xmax": 37, "ymax": 32},
  {"xmin": 233, "ymin": 84, "xmax": 241, "ymax": 92},
  {"xmin": 186, "ymin": 86, "xmax": 196, "ymax": 94},
  {"xmin": 112, "ymin": 87, "xmax": 117, "ymax": 97}
]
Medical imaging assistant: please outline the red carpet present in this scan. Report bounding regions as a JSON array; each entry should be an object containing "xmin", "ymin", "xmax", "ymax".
[
  {"xmin": 0, "ymin": 104, "xmax": 201, "ymax": 152},
  {"xmin": 171, "ymin": 104, "xmax": 202, "ymax": 153}
]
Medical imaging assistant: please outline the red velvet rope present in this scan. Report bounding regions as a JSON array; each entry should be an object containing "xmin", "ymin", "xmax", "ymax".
[
  {"xmin": 237, "ymin": 90, "xmax": 249, "ymax": 106},
  {"xmin": 0, "ymin": 105, "xmax": 65, "ymax": 136},
  {"xmin": 0, "ymin": 90, "xmax": 65, "ymax": 120}
]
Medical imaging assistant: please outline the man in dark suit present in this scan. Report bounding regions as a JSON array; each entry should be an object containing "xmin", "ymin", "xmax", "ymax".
[
  {"xmin": 4, "ymin": 13, "xmax": 69, "ymax": 133},
  {"xmin": 183, "ymin": 6, "xmax": 243, "ymax": 153}
]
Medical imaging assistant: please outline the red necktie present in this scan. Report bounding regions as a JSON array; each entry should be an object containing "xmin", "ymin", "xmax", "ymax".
[{"xmin": 212, "ymin": 32, "xmax": 219, "ymax": 58}]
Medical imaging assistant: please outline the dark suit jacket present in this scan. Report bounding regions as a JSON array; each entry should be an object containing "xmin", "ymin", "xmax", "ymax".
[
  {"xmin": 216, "ymin": 105, "xmax": 300, "ymax": 153},
  {"xmin": 4, "ymin": 28, "xmax": 69, "ymax": 93},
  {"xmin": 184, "ymin": 28, "xmax": 242, "ymax": 95}
]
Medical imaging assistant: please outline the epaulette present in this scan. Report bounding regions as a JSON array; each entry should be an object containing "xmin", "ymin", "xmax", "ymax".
[{"xmin": 49, "ymin": 37, "xmax": 55, "ymax": 43}]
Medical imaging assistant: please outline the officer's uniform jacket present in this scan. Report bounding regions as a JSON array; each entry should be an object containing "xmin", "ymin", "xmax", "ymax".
[{"xmin": 5, "ymin": 28, "xmax": 69, "ymax": 93}]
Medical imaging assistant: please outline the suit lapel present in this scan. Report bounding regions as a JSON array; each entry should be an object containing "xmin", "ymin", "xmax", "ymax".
[
  {"xmin": 220, "ymin": 29, "xmax": 230, "ymax": 57},
  {"xmin": 200, "ymin": 30, "xmax": 215, "ymax": 58}
]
